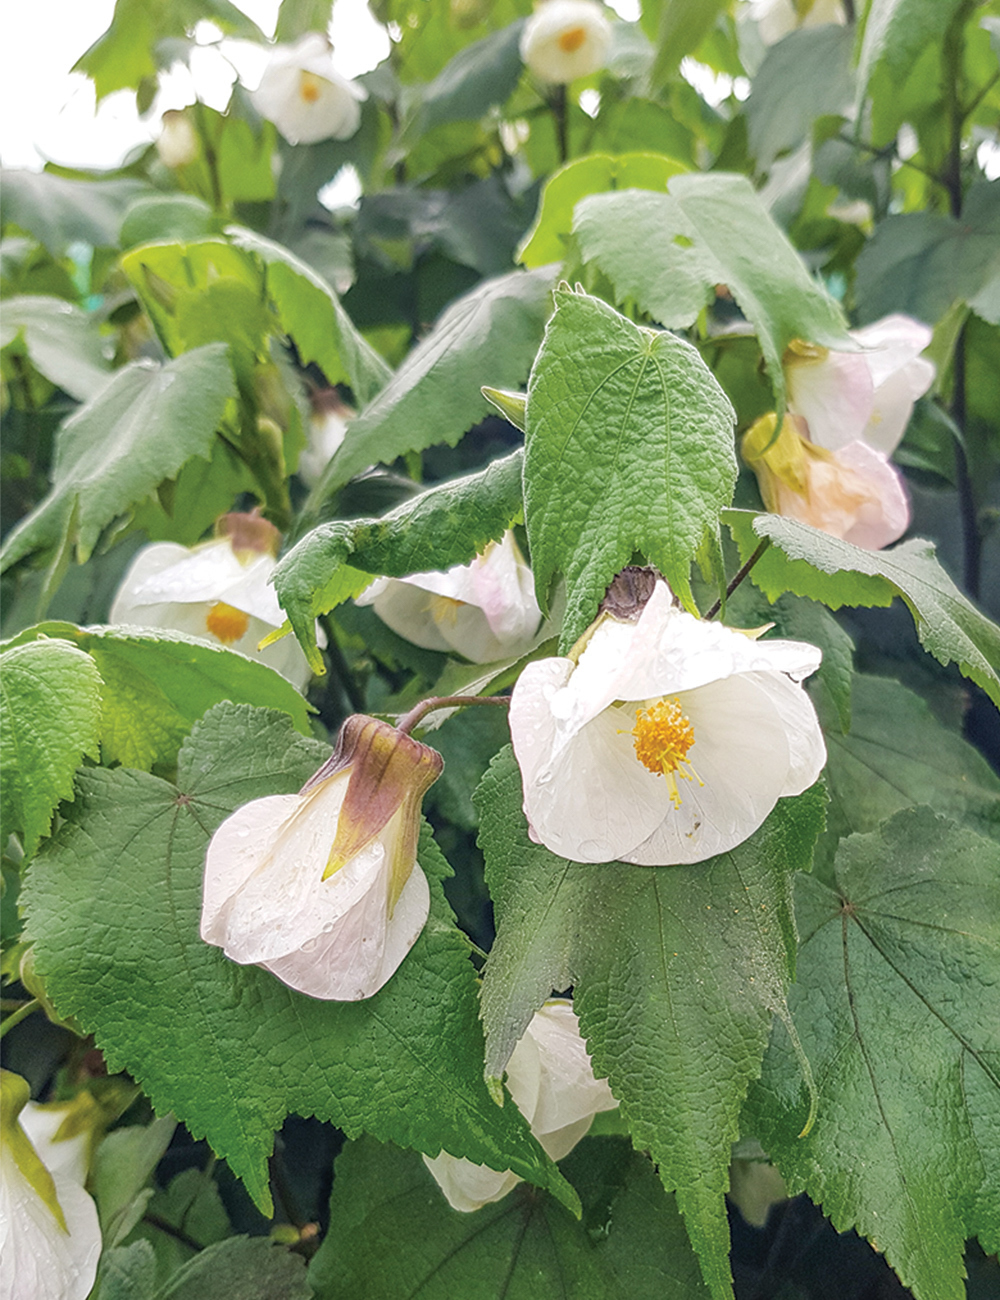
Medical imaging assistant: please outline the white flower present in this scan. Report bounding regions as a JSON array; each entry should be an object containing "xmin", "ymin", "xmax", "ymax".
[
  {"xmin": 509, "ymin": 578, "xmax": 825, "ymax": 866},
  {"xmin": 519, "ymin": 0, "xmax": 612, "ymax": 85},
  {"xmin": 356, "ymin": 531, "xmax": 543, "ymax": 664},
  {"xmin": 251, "ymin": 33, "xmax": 367, "ymax": 146},
  {"xmin": 0, "ymin": 1073, "xmax": 102, "ymax": 1300},
  {"xmin": 156, "ymin": 110, "xmax": 199, "ymax": 169},
  {"xmin": 747, "ymin": 0, "xmax": 846, "ymax": 47},
  {"xmin": 201, "ymin": 714, "xmax": 443, "ymax": 1001},
  {"xmin": 298, "ymin": 389, "xmax": 352, "ymax": 489},
  {"xmin": 110, "ymin": 513, "xmax": 316, "ymax": 691},
  {"xmin": 424, "ymin": 999, "xmax": 617, "ymax": 1211},
  {"xmin": 785, "ymin": 314, "xmax": 935, "ymax": 458},
  {"xmin": 742, "ymin": 412, "xmax": 910, "ymax": 550}
]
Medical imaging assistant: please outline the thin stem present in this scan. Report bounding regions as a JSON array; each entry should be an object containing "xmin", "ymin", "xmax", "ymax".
[
  {"xmin": 951, "ymin": 322, "xmax": 981, "ymax": 598},
  {"xmin": 0, "ymin": 999, "xmax": 39, "ymax": 1040},
  {"xmin": 705, "ymin": 538, "xmax": 771, "ymax": 620},
  {"xmin": 193, "ymin": 101, "xmax": 224, "ymax": 214},
  {"xmin": 551, "ymin": 85, "xmax": 568, "ymax": 164},
  {"xmin": 142, "ymin": 1213, "xmax": 204, "ymax": 1254},
  {"xmin": 322, "ymin": 618, "xmax": 366, "ymax": 715},
  {"xmin": 835, "ymin": 132, "xmax": 942, "ymax": 184},
  {"xmin": 397, "ymin": 694, "xmax": 510, "ymax": 736}
]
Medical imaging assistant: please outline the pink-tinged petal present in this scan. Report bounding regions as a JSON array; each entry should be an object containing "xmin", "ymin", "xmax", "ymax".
[
  {"xmin": 861, "ymin": 356, "xmax": 936, "ymax": 455},
  {"xmin": 836, "ymin": 442, "xmax": 910, "ymax": 549},
  {"xmin": 787, "ymin": 349, "xmax": 874, "ymax": 451},
  {"xmin": 468, "ymin": 534, "xmax": 542, "ymax": 648},
  {"xmin": 850, "ymin": 314, "xmax": 933, "ymax": 389}
]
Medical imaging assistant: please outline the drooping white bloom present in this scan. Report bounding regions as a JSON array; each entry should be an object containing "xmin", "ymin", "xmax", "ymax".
[
  {"xmin": 509, "ymin": 577, "xmax": 825, "ymax": 866},
  {"xmin": 785, "ymin": 315, "xmax": 935, "ymax": 458},
  {"xmin": 747, "ymin": 0, "xmax": 846, "ymax": 47},
  {"xmin": 156, "ymin": 110, "xmax": 198, "ymax": 169},
  {"xmin": 424, "ymin": 1000, "xmax": 617, "ymax": 1211},
  {"xmin": 202, "ymin": 714, "xmax": 443, "ymax": 1001},
  {"xmin": 110, "ymin": 513, "xmax": 316, "ymax": 691},
  {"xmin": 251, "ymin": 33, "xmax": 367, "ymax": 146},
  {"xmin": 520, "ymin": 0, "xmax": 613, "ymax": 85},
  {"xmin": 0, "ymin": 1073, "xmax": 102, "ymax": 1300},
  {"xmin": 356, "ymin": 531, "xmax": 543, "ymax": 664},
  {"xmin": 298, "ymin": 389, "xmax": 353, "ymax": 489}
]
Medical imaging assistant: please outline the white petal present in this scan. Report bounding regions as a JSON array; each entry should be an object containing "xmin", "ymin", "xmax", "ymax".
[
  {"xmin": 787, "ymin": 349, "xmax": 874, "ymax": 451},
  {"xmin": 519, "ymin": 0, "xmax": 612, "ymax": 84},
  {"xmin": 362, "ymin": 581, "xmax": 454, "ymax": 653},
  {"xmin": 422, "ymin": 1152, "xmax": 521, "ymax": 1212},
  {"xmin": 511, "ymin": 1001, "xmax": 616, "ymax": 1140},
  {"xmin": 850, "ymin": 314, "xmax": 933, "ymax": 390},
  {"xmin": 109, "ymin": 542, "xmax": 193, "ymax": 623},
  {"xmin": 18, "ymin": 1107, "xmax": 88, "ymax": 1187},
  {"xmin": 0, "ymin": 1159, "xmax": 101, "ymax": 1300},
  {"xmin": 861, "ymin": 357, "xmax": 936, "ymax": 455},
  {"xmin": 742, "ymin": 670, "xmax": 827, "ymax": 796},
  {"xmin": 251, "ymin": 36, "xmax": 365, "ymax": 146}
]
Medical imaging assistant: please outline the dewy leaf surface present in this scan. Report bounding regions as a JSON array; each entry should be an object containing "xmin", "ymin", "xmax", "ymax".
[
  {"xmin": 476, "ymin": 747, "xmax": 827, "ymax": 1300},
  {"xmin": 0, "ymin": 344, "xmax": 236, "ymax": 570},
  {"xmin": 309, "ymin": 1136, "xmax": 709, "ymax": 1300},
  {"xmin": 725, "ymin": 510, "xmax": 1000, "ymax": 708},
  {"xmin": 21, "ymin": 704, "xmax": 571, "ymax": 1218},
  {"xmin": 4, "ymin": 623, "xmax": 311, "ymax": 770},
  {"xmin": 317, "ymin": 266, "xmax": 555, "ymax": 495},
  {"xmin": 273, "ymin": 451, "xmax": 526, "ymax": 670},
  {"xmin": 0, "ymin": 638, "xmax": 102, "ymax": 856},
  {"xmin": 524, "ymin": 287, "xmax": 736, "ymax": 645},
  {"xmin": 744, "ymin": 807, "xmax": 1000, "ymax": 1300}
]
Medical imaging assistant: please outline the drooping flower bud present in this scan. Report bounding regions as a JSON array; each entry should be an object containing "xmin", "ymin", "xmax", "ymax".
[
  {"xmin": 251, "ymin": 33, "xmax": 367, "ymax": 146},
  {"xmin": 519, "ymin": 0, "xmax": 613, "ymax": 85},
  {"xmin": 156, "ymin": 109, "xmax": 199, "ymax": 169}
]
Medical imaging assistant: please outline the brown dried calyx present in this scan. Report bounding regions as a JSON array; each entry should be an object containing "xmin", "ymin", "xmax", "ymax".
[{"xmin": 598, "ymin": 566, "xmax": 662, "ymax": 622}]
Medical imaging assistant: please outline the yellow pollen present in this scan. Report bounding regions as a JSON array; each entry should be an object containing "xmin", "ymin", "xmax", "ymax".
[
  {"xmin": 430, "ymin": 594, "xmax": 464, "ymax": 627},
  {"xmin": 558, "ymin": 25, "xmax": 587, "ymax": 52},
  {"xmin": 205, "ymin": 601, "xmax": 250, "ymax": 645},
  {"xmin": 630, "ymin": 698, "xmax": 703, "ymax": 810},
  {"xmin": 299, "ymin": 71, "xmax": 324, "ymax": 103}
]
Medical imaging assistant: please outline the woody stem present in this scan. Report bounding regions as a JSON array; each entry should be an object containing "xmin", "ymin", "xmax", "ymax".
[
  {"xmin": 705, "ymin": 538, "xmax": 771, "ymax": 620},
  {"xmin": 396, "ymin": 694, "xmax": 510, "ymax": 736}
]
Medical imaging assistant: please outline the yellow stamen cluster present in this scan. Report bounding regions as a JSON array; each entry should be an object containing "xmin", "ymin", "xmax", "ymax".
[
  {"xmin": 430, "ymin": 594, "xmax": 464, "ymax": 628},
  {"xmin": 206, "ymin": 601, "xmax": 250, "ymax": 645},
  {"xmin": 299, "ymin": 70, "xmax": 324, "ymax": 103},
  {"xmin": 558, "ymin": 25, "xmax": 588, "ymax": 52},
  {"xmin": 630, "ymin": 697, "xmax": 702, "ymax": 809}
]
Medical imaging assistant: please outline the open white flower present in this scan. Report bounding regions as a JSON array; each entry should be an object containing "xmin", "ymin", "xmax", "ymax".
[
  {"xmin": 251, "ymin": 32, "xmax": 367, "ymax": 146},
  {"xmin": 509, "ymin": 576, "xmax": 825, "ymax": 866},
  {"xmin": 424, "ymin": 999, "xmax": 617, "ymax": 1211},
  {"xmin": 520, "ymin": 0, "xmax": 612, "ymax": 85},
  {"xmin": 110, "ymin": 513, "xmax": 316, "ymax": 691},
  {"xmin": 202, "ymin": 714, "xmax": 443, "ymax": 1001},
  {"xmin": 356, "ymin": 531, "xmax": 543, "ymax": 664},
  {"xmin": 0, "ymin": 1072, "xmax": 102, "ymax": 1300}
]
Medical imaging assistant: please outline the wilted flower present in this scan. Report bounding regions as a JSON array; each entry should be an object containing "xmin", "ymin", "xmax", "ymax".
[
  {"xmin": 156, "ymin": 109, "xmax": 199, "ymax": 169},
  {"xmin": 0, "ymin": 1072, "xmax": 102, "ymax": 1300},
  {"xmin": 251, "ymin": 32, "xmax": 367, "ymax": 146},
  {"xmin": 509, "ymin": 575, "xmax": 825, "ymax": 866},
  {"xmin": 110, "ymin": 513, "xmax": 316, "ymax": 691},
  {"xmin": 424, "ymin": 999, "xmax": 617, "ymax": 1211},
  {"xmin": 298, "ymin": 389, "xmax": 353, "ymax": 489},
  {"xmin": 356, "ymin": 531, "xmax": 544, "ymax": 664},
  {"xmin": 747, "ymin": 0, "xmax": 846, "ymax": 46},
  {"xmin": 520, "ymin": 0, "xmax": 613, "ymax": 85},
  {"xmin": 742, "ymin": 412, "xmax": 910, "ymax": 550},
  {"xmin": 201, "ymin": 714, "xmax": 443, "ymax": 1001}
]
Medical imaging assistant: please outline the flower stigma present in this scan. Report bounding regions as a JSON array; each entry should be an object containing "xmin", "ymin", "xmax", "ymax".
[
  {"xmin": 205, "ymin": 601, "xmax": 250, "ymax": 644},
  {"xmin": 299, "ymin": 70, "xmax": 325, "ymax": 103},
  {"xmin": 630, "ymin": 697, "xmax": 703, "ymax": 809},
  {"xmin": 558, "ymin": 25, "xmax": 587, "ymax": 51}
]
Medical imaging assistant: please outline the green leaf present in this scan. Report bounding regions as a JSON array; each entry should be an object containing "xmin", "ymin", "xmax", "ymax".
[
  {"xmin": 274, "ymin": 0, "xmax": 334, "ymax": 42},
  {"xmin": 317, "ymin": 267, "xmax": 555, "ymax": 498},
  {"xmin": 309, "ymin": 1136, "xmax": 709, "ymax": 1300},
  {"xmin": 274, "ymin": 450, "xmax": 526, "ymax": 671},
  {"xmin": 92, "ymin": 1116, "xmax": 177, "ymax": 1249},
  {"xmin": 0, "ymin": 638, "xmax": 102, "ymax": 855},
  {"xmin": 21, "ymin": 704, "xmax": 572, "ymax": 1218},
  {"xmin": 3, "ymin": 623, "xmax": 311, "ymax": 770},
  {"xmin": 854, "ymin": 182, "xmax": 1000, "ymax": 325},
  {"xmin": 157, "ymin": 1237, "xmax": 311, "ymax": 1300},
  {"xmin": 228, "ymin": 227, "xmax": 391, "ymax": 407},
  {"xmin": 476, "ymin": 747, "xmax": 827, "ymax": 1300},
  {"xmin": 518, "ymin": 152, "xmax": 689, "ymax": 269},
  {"xmin": 812, "ymin": 673, "xmax": 1000, "ymax": 879},
  {"xmin": 0, "ymin": 296, "xmax": 111, "ymax": 402},
  {"xmin": 855, "ymin": 0, "xmax": 968, "ymax": 116},
  {"xmin": 524, "ymin": 287, "xmax": 736, "ymax": 645},
  {"xmin": 648, "ymin": 0, "xmax": 728, "ymax": 87},
  {"xmin": 412, "ymin": 21, "xmax": 527, "ymax": 136},
  {"xmin": 744, "ymin": 807, "xmax": 1000, "ymax": 1298},
  {"xmin": 1, "ymin": 170, "xmax": 149, "ymax": 255},
  {"xmin": 119, "ymin": 195, "xmax": 219, "ymax": 250},
  {"xmin": 744, "ymin": 26, "xmax": 855, "ymax": 168},
  {"xmin": 574, "ymin": 172, "xmax": 851, "ymax": 412},
  {"xmin": 93, "ymin": 1240, "xmax": 157, "ymax": 1300},
  {"xmin": 724, "ymin": 509, "xmax": 1000, "ymax": 709},
  {"xmin": 0, "ymin": 345, "xmax": 236, "ymax": 572}
]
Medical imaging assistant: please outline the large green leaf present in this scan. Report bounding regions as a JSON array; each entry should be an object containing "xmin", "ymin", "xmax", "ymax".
[
  {"xmin": 524, "ymin": 287, "xmax": 736, "ymax": 646},
  {"xmin": 0, "ymin": 296, "xmax": 111, "ymax": 402},
  {"xmin": 0, "ymin": 639, "xmax": 101, "ymax": 856},
  {"xmin": 0, "ymin": 170, "xmax": 149, "ymax": 255},
  {"xmin": 854, "ymin": 0, "xmax": 968, "ymax": 116},
  {"xmin": 309, "ymin": 1136, "xmax": 709, "ymax": 1299},
  {"xmin": 745, "ymin": 807, "xmax": 1000, "ymax": 1299},
  {"xmin": 724, "ymin": 509, "xmax": 1000, "ymax": 708},
  {"xmin": 21, "ymin": 705, "xmax": 571, "ymax": 1217},
  {"xmin": 0, "ymin": 345, "xmax": 236, "ymax": 571},
  {"xmin": 316, "ymin": 267, "xmax": 555, "ymax": 497},
  {"xmin": 647, "ymin": 0, "xmax": 728, "ymax": 87},
  {"xmin": 228, "ymin": 227, "xmax": 392, "ymax": 408},
  {"xmin": 476, "ymin": 747, "xmax": 827, "ymax": 1300},
  {"xmin": 158, "ymin": 1237, "xmax": 312, "ymax": 1300},
  {"xmin": 573, "ymin": 172, "xmax": 851, "ymax": 412},
  {"xmin": 3, "ymin": 623, "xmax": 311, "ymax": 770},
  {"xmin": 274, "ymin": 450, "xmax": 526, "ymax": 672},
  {"xmin": 412, "ymin": 21, "xmax": 527, "ymax": 136}
]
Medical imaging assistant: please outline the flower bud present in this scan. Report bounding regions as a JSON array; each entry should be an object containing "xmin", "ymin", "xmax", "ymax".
[{"xmin": 519, "ymin": 0, "xmax": 612, "ymax": 85}]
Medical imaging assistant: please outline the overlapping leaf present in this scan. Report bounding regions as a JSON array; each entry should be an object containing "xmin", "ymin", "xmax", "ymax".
[
  {"xmin": 476, "ymin": 747, "xmax": 826, "ymax": 1300},
  {"xmin": 524, "ymin": 287, "xmax": 736, "ymax": 645},
  {"xmin": 21, "ymin": 705, "xmax": 571, "ymax": 1218},
  {"xmin": 724, "ymin": 509, "xmax": 1000, "ymax": 707},
  {"xmin": 0, "ymin": 296, "xmax": 111, "ymax": 402},
  {"xmin": 745, "ymin": 807, "xmax": 1000, "ymax": 1300}
]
